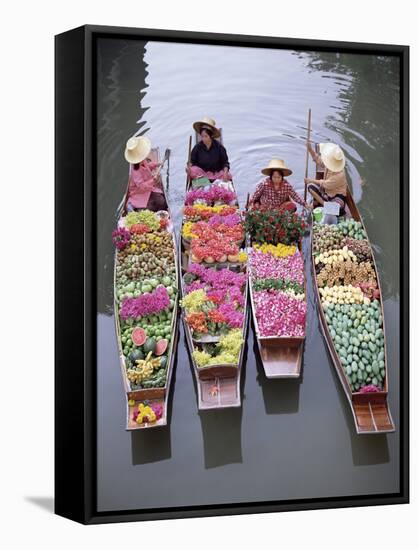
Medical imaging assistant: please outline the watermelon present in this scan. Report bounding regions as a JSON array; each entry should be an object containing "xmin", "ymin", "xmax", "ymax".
[
  {"xmin": 159, "ymin": 356, "xmax": 168, "ymax": 369},
  {"xmin": 129, "ymin": 349, "xmax": 144, "ymax": 362},
  {"xmin": 143, "ymin": 337, "xmax": 156, "ymax": 354},
  {"xmin": 155, "ymin": 339, "xmax": 168, "ymax": 356},
  {"xmin": 131, "ymin": 327, "xmax": 147, "ymax": 347}
]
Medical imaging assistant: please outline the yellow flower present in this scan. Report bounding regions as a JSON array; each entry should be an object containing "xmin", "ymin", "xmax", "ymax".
[
  {"xmin": 253, "ymin": 242, "xmax": 296, "ymax": 258},
  {"xmin": 128, "ymin": 399, "xmax": 135, "ymax": 406},
  {"xmin": 182, "ymin": 221, "xmax": 197, "ymax": 239},
  {"xmin": 180, "ymin": 289, "xmax": 208, "ymax": 313},
  {"xmin": 237, "ymin": 251, "xmax": 248, "ymax": 262}
]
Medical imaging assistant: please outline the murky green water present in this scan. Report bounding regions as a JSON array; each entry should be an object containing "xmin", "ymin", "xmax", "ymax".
[{"xmin": 96, "ymin": 38, "xmax": 400, "ymax": 512}]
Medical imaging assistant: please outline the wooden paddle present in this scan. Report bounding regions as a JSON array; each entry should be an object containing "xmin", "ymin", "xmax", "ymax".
[
  {"xmin": 304, "ymin": 108, "xmax": 312, "ymax": 203},
  {"xmin": 164, "ymin": 148, "xmax": 171, "ymax": 191},
  {"xmin": 303, "ymin": 109, "xmax": 314, "ymax": 231},
  {"xmin": 185, "ymin": 135, "xmax": 192, "ymax": 191}
]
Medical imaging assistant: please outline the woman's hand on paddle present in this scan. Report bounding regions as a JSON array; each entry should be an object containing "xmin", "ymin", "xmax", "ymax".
[{"xmin": 304, "ymin": 177, "xmax": 311, "ymax": 186}]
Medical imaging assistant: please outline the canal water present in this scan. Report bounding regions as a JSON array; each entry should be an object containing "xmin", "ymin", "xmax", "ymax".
[{"xmin": 96, "ymin": 38, "xmax": 400, "ymax": 511}]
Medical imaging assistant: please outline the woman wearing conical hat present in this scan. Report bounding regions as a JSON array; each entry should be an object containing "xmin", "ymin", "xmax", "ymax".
[
  {"xmin": 186, "ymin": 117, "xmax": 232, "ymax": 183},
  {"xmin": 124, "ymin": 136, "xmax": 167, "ymax": 212},
  {"xmin": 304, "ymin": 142, "xmax": 348, "ymax": 216},
  {"xmin": 249, "ymin": 159, "xmax": 310, "ymax": 212}
]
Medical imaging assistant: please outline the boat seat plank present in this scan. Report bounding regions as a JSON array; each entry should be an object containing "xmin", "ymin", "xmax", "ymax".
[
  {"xmin": 258, "ymin": 342, "xmax": 303, "ymax": 378},
  {"xmin": 353, "ymin": 402, "xmax": 395, "ymax": 433},
  {"xmin": 199, "ymin": 377, "xmax": 240, "ymax": 409}
]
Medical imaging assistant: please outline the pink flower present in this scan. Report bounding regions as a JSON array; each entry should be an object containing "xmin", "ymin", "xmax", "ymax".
[
  {"xmin": 249, "ymin": 248, "xmax": 304, "ymax": 285},
  {"xmin": 120, "ymin": 286, "xmax": 170, "ymax": 320},
  {"xmin": 253, "ymin": 290, "xmax": 306, "ymax": 337},
  {"xmin": 184, "ymin": 186, "xmax": 236, "ymax": 206},
  {"xmin": 217, "ymin": 302, "xmax": 244, "ymax": 328},
  {"xmin": 359, "ymin": 384, "xmax": 382, "ymax": 393},
  {"xmin": 112, "ymin": 227, "xmax": 131, "ymax": 250}
]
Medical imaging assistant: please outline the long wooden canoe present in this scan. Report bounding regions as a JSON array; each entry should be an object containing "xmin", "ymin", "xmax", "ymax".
[
  {"xmin": 113, "ymin": 147, "xmax": 179, "ymax": 430},
  {"xmin": 310, "ymin": 144, "xmax": 395, "ymax": 434},
  {"xmin": 248, "ymin": 235, "xmax": 306, "ymax": 379},
  {"xmin": 179, "ymin": 132, "xmax": 248, "ymax": 410}
]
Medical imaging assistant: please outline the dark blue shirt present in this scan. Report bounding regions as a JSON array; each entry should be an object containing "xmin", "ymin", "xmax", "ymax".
[{"xmin": 190, "ymin": 139, "xmax": 230, "ymax": 172}]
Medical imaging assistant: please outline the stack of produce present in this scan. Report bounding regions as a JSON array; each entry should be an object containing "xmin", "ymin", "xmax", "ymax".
[
  {"xmin": 322, "ymin": 300, "xmax": 385, "ymax": 393},
  {"xmin": 113, "ymin": 209, "xmax": 177, "ymax": 397},
  {"xmin": 182, "ymin": 184, "xmax": 247, "ymax": 264},
  {"xmin": 245, "ymin": 207, "xmax": 307, "ymax": 339},
  {"xmin": 313, "ymin": 218, "xmax": 386, "ymax": 393}
]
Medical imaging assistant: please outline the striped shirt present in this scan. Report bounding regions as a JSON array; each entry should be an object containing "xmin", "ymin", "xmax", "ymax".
[{"xmin": 251, "ymin": 178, "xmax": 308, "ymax": 209}]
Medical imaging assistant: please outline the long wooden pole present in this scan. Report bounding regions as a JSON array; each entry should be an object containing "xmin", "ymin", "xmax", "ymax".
[
  {"xmin": 304, "ymin": 108, "xmax": 312, "ymax": 203},
  {"xmin": 186, "ymin": 135, "xmax": 192, "ymax": 190}
]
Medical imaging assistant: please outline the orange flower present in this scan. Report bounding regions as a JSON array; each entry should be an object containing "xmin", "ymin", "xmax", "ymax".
[{"xmin": 186, "ymin": 312, "xmax": 208, "ymax": 333}]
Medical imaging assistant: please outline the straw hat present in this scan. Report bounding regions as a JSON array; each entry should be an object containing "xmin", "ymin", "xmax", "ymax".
[
  {"xmin": 192, "ymin": 117, "xmax": 221, "ymax": 139},
  {"xmin": 261, "ymin": 158, "xmax": 293, "ymax": 177},
  {"xmin": 319, "ymin": 143, "xmax": 346, "ymax": 172},
  {"xmin": 124, "ymin": 136, "xmax": 151, "ymax": 164}
]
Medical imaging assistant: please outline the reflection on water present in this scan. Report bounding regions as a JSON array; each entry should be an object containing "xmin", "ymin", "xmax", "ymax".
[{"xmin": 96, "ymin": 39, "xmax": 400, "ymax": 512}]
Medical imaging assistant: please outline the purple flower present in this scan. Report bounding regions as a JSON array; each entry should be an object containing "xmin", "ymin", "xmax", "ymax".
[
  {"xmin": 120, "ymin": 286, "xmax": 170, "ymax": 320},
  {"xmin": 112, "ymin": 227, "xmax": 131, "ymax": 250}
]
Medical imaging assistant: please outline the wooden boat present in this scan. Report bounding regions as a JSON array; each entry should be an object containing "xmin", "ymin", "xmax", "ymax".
[
  {"xmin": 247, "ymin": 234, "xmax": 306, "ymax": 379},
  {"xmin": 113, "ymin": 147, "xmax": 179, "ymax": 430},
  {"xmin": 310, "ymin": 143, "xmax": 395, "ymax": 434},
  {"xmin": 179, "ymin": 132, "xmax": 248, "ymax": 410}
]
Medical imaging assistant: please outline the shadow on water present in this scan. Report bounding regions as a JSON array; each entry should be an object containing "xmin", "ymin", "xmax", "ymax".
[
  {"xmin": 253, "ymin": 327, "xmax": 302, "ymax": 415},
  {"xmin": 131, "ymin": 427, "xmax": 172, "ymax": 465},
  {"xmin": 130, "ymin": 316, "xmax": 180, "ymax": 465},
  {"xmin": 130, "ymin": 362, "xmax": 175, "ymax": 464},
  {"xmin": 324, "ymin": 331, "xmax": 390, "ymax": 466},
  {"xmin": 192, "ymin": 328, "xmax": 248, "ymax": 469}
]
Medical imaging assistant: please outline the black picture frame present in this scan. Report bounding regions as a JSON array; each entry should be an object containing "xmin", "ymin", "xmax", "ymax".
[{"xmin": 55, "ymin": 24, "xmax": 409, "ymax": 525}]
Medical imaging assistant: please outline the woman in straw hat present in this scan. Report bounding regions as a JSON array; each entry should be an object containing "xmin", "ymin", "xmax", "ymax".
[
  {"xmin": 186, "ymin": 117, "xmax": 232, "ymax": 183},
  {"xmin": 304, "ymin": 142, "xmax": 348, "ymax": 215},
  {"xmin": 249, "ymin": 159, "xmax": 310, "ymax": 212},
  {"xmin": 124, "ymin": 136, "xmax": 167, "ymax": 212}
]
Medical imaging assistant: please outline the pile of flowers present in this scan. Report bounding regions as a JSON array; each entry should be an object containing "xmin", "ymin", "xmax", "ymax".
[
  {"xmin": 183, "ymin": 204, "xmax": 238, "ymax": 221},
  {"xmin": 248, "ymin": 217, "xmax": 306, "ymax": 338},
  {"xmin": 181, "ymin": 265, "xmax": 247, "ymax": 337},
  {"xmin": 182, "ymin": 183, "xmax": 247, "ymax": 367},
  {"xmin": 253, "ymin": 291, "xmax": 306, "ymax": 337},
  {"xmin": 192, "ymin": 329, "xmax": 244, "ymax": 367},
  {"xmin": 249, "ymin": 247, "xmax": 305, "ymax": 285},
  {"xmin": 182, "ymin": 219, "xmax": 244, "ymax": 243},
  {"xmin": 185, "ymin": 185, "xmax": 236, "ymax": 206},
  {"xmin": 130, "ymin": 400, "xmax": 163, "ymax": 424},
  {"xmin": 183, "ymin": 186, "xmax": 246, "ymax": 264},
  {"xmin": 252, "ymin": 242, "xmax": 297, "ymax": 258},
  {"xmin": 112, "ymin": 227, "xmax": 131, "ymax": 250},
  {"xmin": 245, "ymin": 207, "xmax": 306, "ymax": 245},
  {"xmin": 120, "ymin": 286, "xmax": 170, "ymax": 320}
]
